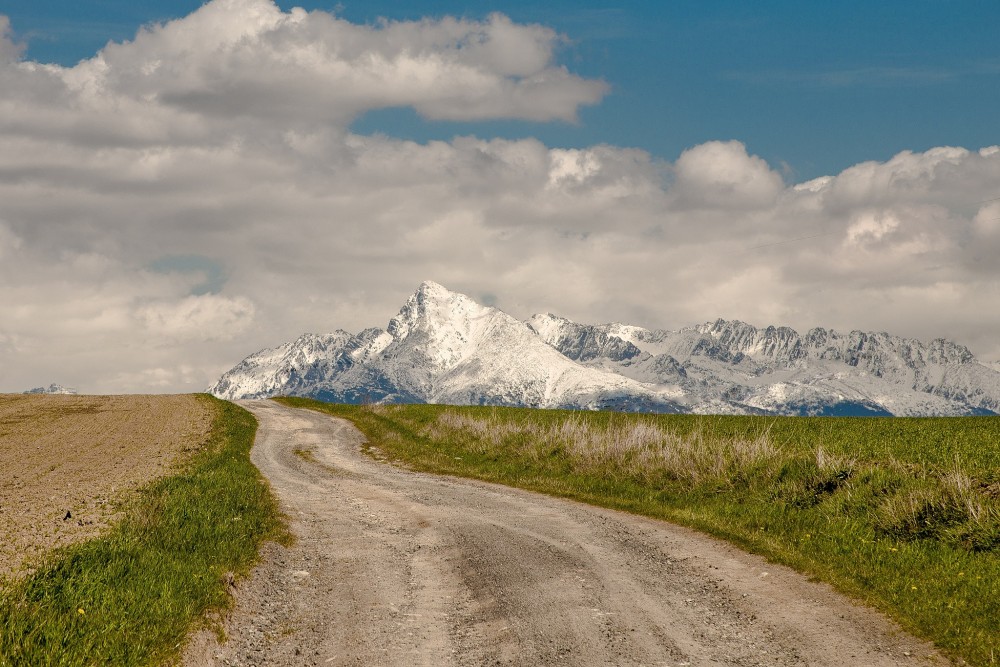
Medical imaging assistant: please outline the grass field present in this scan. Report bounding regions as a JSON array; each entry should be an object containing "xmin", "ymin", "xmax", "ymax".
[
  {"xmin": 0, "ymin": 396, "xmax": 289, "ymax": 666},
  {"xmin": 282, "ymin": 398, "xmax": 1000, "ymax": 666}
]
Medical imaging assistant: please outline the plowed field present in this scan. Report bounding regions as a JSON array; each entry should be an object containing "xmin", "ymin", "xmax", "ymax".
[{"xmin": 0, "ymin": 394, "xmax": 212, "ymax": 581}]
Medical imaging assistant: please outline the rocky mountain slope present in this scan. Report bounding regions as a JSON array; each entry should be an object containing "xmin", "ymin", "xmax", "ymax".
[
  {"xmin": 527, "ymin": 314, "xmax": 1000, "ymax": 416},
  {"xmin": 210, "ymin": 282, "xmax": 685, "ymax": 412},
  {"xmin": 211, "ymin": 282, "xmax": 1000, "ymax": 415}
]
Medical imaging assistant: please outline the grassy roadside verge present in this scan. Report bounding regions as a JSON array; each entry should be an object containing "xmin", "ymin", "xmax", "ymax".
[
  {"xmin": 0, "ymin": 395, "xmax": 289, "ymax": 666},
  {"xmin": 281, "ymin": 398, "xmax": 999, "ymax": 666}
]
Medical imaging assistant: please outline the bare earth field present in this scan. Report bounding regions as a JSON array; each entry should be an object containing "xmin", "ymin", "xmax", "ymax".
[
  {"xmin": 186, "ymin": 401, "xmax": 945, "ymax": 666},
  {"xmin": 0, "ymin": 394, "xmax": 213, "ymax": 581}
]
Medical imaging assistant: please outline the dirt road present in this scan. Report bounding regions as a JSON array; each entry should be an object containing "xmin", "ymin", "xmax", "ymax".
[{"xmin": 186, "ymin": 400, "xmax": 945, "ymax": 666}]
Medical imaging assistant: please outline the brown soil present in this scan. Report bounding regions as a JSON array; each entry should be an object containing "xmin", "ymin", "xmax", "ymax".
[
  {"xmin": 185, "ymin": 401, "xmax": 948, "ymax": 667},
  {"xmin": 0, "ymin": 394, "xmax": 213, "ymax": 582}
]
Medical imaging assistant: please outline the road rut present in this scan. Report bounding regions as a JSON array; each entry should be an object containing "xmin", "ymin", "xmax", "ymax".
[{"xmin": 184, "ymin": 400, "xmax": 945, "ymax": 666}]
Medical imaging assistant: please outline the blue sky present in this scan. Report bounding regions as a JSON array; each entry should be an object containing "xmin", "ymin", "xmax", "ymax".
[
  {"xmin": 5, "ymin": 0, "xmax": 998, "ymax": 181},
  {"xmin": 1, "ymin": 0, "xmax": 999, "ymax": 393}
]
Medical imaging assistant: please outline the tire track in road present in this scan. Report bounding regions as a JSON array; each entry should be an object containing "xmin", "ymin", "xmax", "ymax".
[{"xmin": 184, "ymin": 400, "xmax": 945, "ymax": 666}]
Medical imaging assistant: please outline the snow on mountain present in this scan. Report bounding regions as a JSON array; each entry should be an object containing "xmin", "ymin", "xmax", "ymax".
[
  {"xmin": 209, "ymin": 331, "xmax": 374, "ymax": 400},
  {"xmin": 528, "ymin": 314, "xmax": 1000, "ymax": 416},
  {"xmin": 211, "ymin": 282, "xmax": 1000, "ymax": 415},
  {"xmin": 23, "ymin": 384, "xmax": 78, "ymax": 395},
  {"xmin": 526, "ymin": 314, "xmax": 689, "ymax": 385},
  {"xmin": 210, "ymin": 282, "xmax": 685, "ymax": 411}
]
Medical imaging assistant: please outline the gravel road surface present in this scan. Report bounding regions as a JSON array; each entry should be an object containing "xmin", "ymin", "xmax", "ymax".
[{"xmin": 184, "ymin": 400, "xmax": 945, "ymax": 666}]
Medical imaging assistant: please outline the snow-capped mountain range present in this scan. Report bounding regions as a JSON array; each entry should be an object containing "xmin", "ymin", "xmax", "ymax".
[
  {"xmin": 210, "ymin": 281, "xmax": 1000, "ymax": 416},
  {"xmin": 23, "ymin": 384, "xmax": 78, "ymax": 395}
]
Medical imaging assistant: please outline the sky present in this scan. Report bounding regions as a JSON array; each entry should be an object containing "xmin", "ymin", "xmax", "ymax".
[{"xmin": 0, "ymin": 0, "xmax": 998, "ymax": 393}]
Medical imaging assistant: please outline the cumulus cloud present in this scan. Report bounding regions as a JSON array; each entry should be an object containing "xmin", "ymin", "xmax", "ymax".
[
  {"xmin": 1, "ymin": 1, "xmax": 1000, "ymax": 393},
  {"xmin": 0, "ymin": 0, "xmax": 605, "ymax": 149},
  {"xmin": 671, "ymin": 140, "xmax": 784, "ymax": 209}
]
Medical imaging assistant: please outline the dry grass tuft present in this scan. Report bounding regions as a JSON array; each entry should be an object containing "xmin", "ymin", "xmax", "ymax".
[
  {"xmin": 428, "ymin": 410, "xmax": 779, "ymax": 488},
  {"xmin": 874, "ymin": 467, "xmax": 1000, "ymax": 550}
]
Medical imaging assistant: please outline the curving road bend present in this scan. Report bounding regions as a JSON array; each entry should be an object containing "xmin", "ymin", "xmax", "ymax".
[{"xmin": 184, "ymin": 400, "xmax": 945, "ymax": 666}]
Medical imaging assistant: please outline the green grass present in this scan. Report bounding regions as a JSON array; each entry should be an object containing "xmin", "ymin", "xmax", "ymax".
[
  {"xmin": 281, "ymin": 398, "xmax": 1000, "ymax": 666},
  {"xmin": 0, "ymin": 396, "xmax": 290, "ymax": 667}
]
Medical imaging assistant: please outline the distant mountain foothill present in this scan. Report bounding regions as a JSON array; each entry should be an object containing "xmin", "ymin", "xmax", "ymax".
[{"xmin": 22, "ymin": 384, "xmax": 78, "ymax": 395}]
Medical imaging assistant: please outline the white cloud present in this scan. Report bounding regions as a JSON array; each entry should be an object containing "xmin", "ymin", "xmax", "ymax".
[
  {"xmin": 973, "ymin": 203, "xmax": 1000, "ymax": 236},
  {"xmin": 136, "ymin": 295, "xmax": 256, "ymax": 343},
  {"xmin": 671, "ymin": 140, "xmax": 784, "ymax": 209},
  {"xmin": 1, "ymin": 0, "xmax": 605, "ymax": 147},
  {"xmin": 846, "ymin": 210, "xmax": 901, "ymax": 244},
  {"xmin": 2, "ymin": 2, "xmax": 1000, "ymax": 393}
]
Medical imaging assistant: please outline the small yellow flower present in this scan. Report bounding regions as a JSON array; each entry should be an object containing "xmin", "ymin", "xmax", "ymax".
[
  {"xmin": 77, "ymin": 608, "xmax": 85, "ymax": 615},
  {"xmin": 911, "ymin": 585, "xmax": 918, "ymax": 590}
]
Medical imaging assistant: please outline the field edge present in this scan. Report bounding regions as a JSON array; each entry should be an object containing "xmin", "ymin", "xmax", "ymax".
[{"xmin": 0, "ymin": 395, "xmax": 291, "ymax": 667}]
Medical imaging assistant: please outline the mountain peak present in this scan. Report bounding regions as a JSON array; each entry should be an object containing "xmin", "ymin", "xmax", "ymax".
[
  {"xmin": 415, "ymin": 280, "xmax": 451, "ymax": 298},
  {"xmin": 382, "ymin": 282, "xmax": 519, "ymax": 372},
  {"xmin": 388, "ymin": 281, "xmax": 490, "ymax": 340},
  {"xmin": 525, "ymin": 312, "xmax": 570, "ymax": 340}
]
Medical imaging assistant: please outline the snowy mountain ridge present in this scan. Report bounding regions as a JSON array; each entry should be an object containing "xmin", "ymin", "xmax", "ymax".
[
  {"xmin": 22, "ymin": 384, "xmax": 78, "ymax": 395},
  {"xmin": 526, "ymin": 313, "xmax": 1000, "ymax": 415},
  {"xmin": 210, "ymin": 281, "xmax": 1000, "ymax": 416},
  {"xmin": 211, "ymin": 282, "xmax": 685, "ymax": 412}
]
